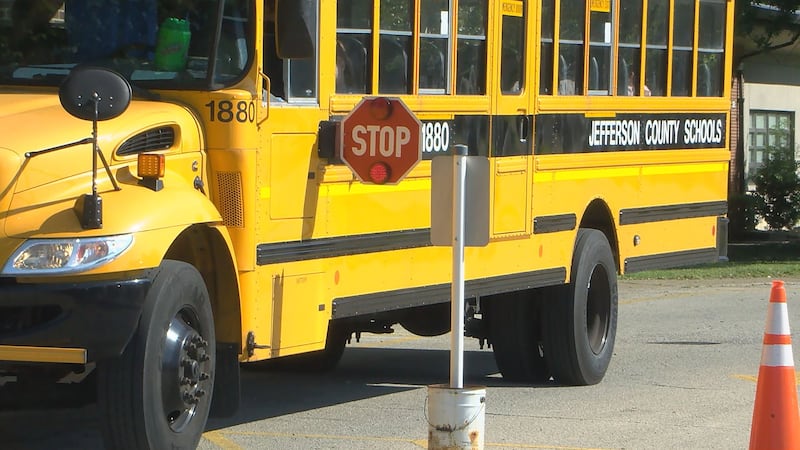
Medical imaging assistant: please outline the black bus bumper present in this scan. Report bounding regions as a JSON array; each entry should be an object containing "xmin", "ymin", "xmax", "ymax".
[{"xmin": 0, "ymin": 275, "xmax": 152, "ymax": 364}]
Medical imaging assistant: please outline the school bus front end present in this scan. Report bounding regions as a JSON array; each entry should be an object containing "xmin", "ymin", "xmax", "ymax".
[
  {"xmin": 0, "ymin": 77, "xmax": 240, "ymax": 420},
  {"xmin": 0, "ymin": 0, "xmax": 736, "ymax": 448},
  {"xmin": 0, "ymin": 1, "xmax": 249, "ymax": 448}
]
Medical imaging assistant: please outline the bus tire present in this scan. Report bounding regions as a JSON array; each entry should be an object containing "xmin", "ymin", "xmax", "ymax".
[
  {"xmin": 97, "ymin": 260, "xmax": 215, "ymax": 450},
  {"xmin": 399, "ymin": 303, "xmax": 451, "ymax": 336},
  {"xmin": 543, "ymin": 229, "xmax": 617, "ymax": 386},
  {"xmin": 487, "ymin": 290, "xmax": 550, "ymax": 383}
]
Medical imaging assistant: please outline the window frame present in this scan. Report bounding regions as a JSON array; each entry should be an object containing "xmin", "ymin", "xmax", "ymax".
[{"xmin": 748, "ymin": 110, "xmax": 795, "ymax": 177}]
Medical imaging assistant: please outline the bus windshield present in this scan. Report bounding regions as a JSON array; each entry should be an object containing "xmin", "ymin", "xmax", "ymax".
[{"xmin": 0, "ymin": 0, "xmax": 253, "ymax": 90}]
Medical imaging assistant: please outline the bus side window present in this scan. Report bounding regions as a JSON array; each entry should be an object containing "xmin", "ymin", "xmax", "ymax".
[
  {"xmin": 501, "ymin": 47, "xmax": 521, "ymax": 93},
  {"xmin": 539, "ymin": 0, "xmax": 555, "ymax": 95},
  {"xmin": 379, "ymin": 35, "xmax": 409, "ymax": 94},
  {"xmin": 671, "ymin": 0, "xmax": 694, "ymax": 96},
  {"xmin": 337, "ymin": 0, "xmax": 373, "ymax": 94},
  {"xmin": 267, "ymin": 0, "xmax": 319, "ymax": 102},
  {"xmin": 616, "ymin": 0, "xmax": 642, "ymax": 96},
  {"xmin": 558, "ymin": 55, "xmax": 576, "ymax": 95},
  {"xmin": 500, "ymin": 2, "xmax": 524, "ymax": 95},
  {"xmin": 456, "ymin": 41, "xmax": 484, "ymax": 94},
  {"xmin": 263, "ymin": 0, "xmax": 284, "ymax": 100},
  {"xmin": 696, "ymin": 0, "xmax": 725, "ymax": 97},
  {"xmin": 589, "ymin": 56, "xmax": 599, "ymax": 91},
  {"xmin": 419, "ymin": 39, "xmax": 446, "ymax": 92},
  {"xmin": 456, "ymin": 0, "xmax": 488, "ymax": 95},
  {"xmin": 644, "ymin": 0, "xmax": 668, "ymax": 96},
  {"xmin": 558, "ymin": 0, "xmax": 584, "ymax": 95},
  {"xmin": 588, "ymin": 7, "xmax": 611, "ymax": 95},
  {"xmin": 336, "ymin": 36, "xmax": 368, "ymax": 93},
  {"xmin": 379, "ymin": 0, "xmax": 413, "ymax": 94}
]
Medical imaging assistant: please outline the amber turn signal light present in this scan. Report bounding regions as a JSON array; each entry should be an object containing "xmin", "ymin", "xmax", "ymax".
[{"xmin": 138, "ymin": 153, "xmax": 165, "ymax": 178}]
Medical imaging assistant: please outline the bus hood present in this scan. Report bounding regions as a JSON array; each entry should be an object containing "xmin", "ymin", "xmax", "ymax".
[{"xmin": 0, "ymin": 92, "xmax": 202, "ymax": 239}]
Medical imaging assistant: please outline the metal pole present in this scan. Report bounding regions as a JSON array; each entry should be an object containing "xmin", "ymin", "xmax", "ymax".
[{"xmin": 450, "ymin": 144, "xmax": 467, "ymax": 389}]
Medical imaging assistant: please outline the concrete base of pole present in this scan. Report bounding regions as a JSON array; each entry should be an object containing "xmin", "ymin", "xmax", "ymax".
[{"xmin": 426, "ymin": 384, "xmax": 486, "ymax": 450}]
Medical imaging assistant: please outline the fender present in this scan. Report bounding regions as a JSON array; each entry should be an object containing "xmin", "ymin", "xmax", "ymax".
[{"xmin": 4, "ymin": 166, "xmax": 235, "ymax": 275}]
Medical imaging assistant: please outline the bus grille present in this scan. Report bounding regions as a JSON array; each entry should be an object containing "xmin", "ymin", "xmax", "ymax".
[
  {"xmin": 0, "ymin": 306, "xmax": 63, "ymax": 337},
  {"xmin": 216, "ymin": 171, "xmax": 244, "ymax": 227},
  {"xmin": 116, "ymin": 127, "xmax": 175, "ymax": 156}
]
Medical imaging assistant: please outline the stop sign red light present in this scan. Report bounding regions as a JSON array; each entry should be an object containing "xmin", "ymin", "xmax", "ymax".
[{"xmin": 339, "ymin": 97, "xmax": 422, "ymax": 184}]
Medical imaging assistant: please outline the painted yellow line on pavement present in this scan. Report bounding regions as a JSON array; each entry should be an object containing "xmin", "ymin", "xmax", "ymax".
[
  {"xmin": 618, "ymin": 295, "xmax": 673, "ymax": 306},
  {"xmin": 733, "ymin": 373, "xmax": 800, "ymax": 384},
  {"xmin": 204, "ymin": 430, "xmax": 613, "ymax": 450},
  {"xmin": 205, "ymin": 430, "xmax": 421, "ymax": 446},
  {"xmin": 202, "ymin": 430, "xmax": 243, "ymax": 449}
]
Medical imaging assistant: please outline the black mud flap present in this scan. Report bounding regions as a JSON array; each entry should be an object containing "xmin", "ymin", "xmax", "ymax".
[{"xmin": 209, "ymin": 342, "xmax": 240, "ymax": 418}]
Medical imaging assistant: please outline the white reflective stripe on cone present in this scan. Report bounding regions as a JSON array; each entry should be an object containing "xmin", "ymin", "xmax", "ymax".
[
  {"xmin": 766, "ymin": 303, "xmax": 792, "ymax": 335},
  {"xmin": 761, "ymin": 344, "xmax": 796, "ymax": 367}
]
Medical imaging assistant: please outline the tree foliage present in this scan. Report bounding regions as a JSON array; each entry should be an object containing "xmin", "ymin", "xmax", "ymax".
[
  {"xmin": 736, "ymin": 0, "xmax": 800, "ymax": 59},
  {"xmin": 752, "ymin": 127, "xmax": 800, "ymax": 230}
]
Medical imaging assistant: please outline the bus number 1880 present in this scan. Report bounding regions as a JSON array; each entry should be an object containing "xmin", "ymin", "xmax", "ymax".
[{"xmin": 422, "ymin": 121, "xmax": 450, "ymax": 154}]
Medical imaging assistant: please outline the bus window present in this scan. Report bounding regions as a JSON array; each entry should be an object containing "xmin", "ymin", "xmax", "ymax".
[
  {"xmin": 644, "ymin": 0, "xmax": 668, "ymax": 96},
  {"xmin": 539, "ymin": 0, "xmax": 554, "ymax": 95},
  {"xmin": 419, "ymin": 0, "xmax": 450, "ymax": 94},
  {"xmin": 380, "ymin": 35, "xmax": 411, "ymax": 93},
  {"xmin": 558, "ymin": 0, "xmax": 584, "ymax": 95},
  {"xmin": 336, "ymin": 35, "xmax": 369, "ymax": 93},
  {"xmin": 697, "ymin": 0, "xmax": 725, "ymax": 97},
  {"xmin": 285, "ymin": 3, "xmax": 318, "ymax": 101},
  {"xmin": 456, "ymin": 0, "xmax": 487, "ymax": 95},
  {"xmin": 500, "ymin": 0, "xmax": 524, "ymax": 95},
  {"xmin": 336, "ymin": 0, "xmax": 372, "ymax": 94},
  {"xmin": 616, "ymin": 0, "xmax": 642, "ymax": 96},
  {"xmin": 65, "ymin": 0, "xmax": 157, "ymax": 63},
  {"xmin": 380, "ymin": 0, "xmax": 413, "ymax": 94},
  {"xmin": 217, "ymin": 0, "xmax": 251, "ymax": 82},
  {"xmin": 267, "ymin": 0, "xmax": 318, "ymax": 102},
  {"xmin": 588, "ymin": 3, "xmax": 611, "ymax": 95},
  {"xmin": 671, "ymin": 0, "xmax": 694, "ymax": 96},
  {"xmin": 264, "ymin": 0, "xmax": 284, "ymax": 99}
]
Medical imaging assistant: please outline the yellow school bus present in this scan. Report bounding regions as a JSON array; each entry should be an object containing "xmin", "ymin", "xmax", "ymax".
[{"xmin": 0, "ymin": 0, "xmax": 731, "ymax": 447}]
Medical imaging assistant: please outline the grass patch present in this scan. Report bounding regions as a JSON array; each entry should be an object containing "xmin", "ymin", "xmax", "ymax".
[{"xmin": 621, "ymin": 239, "xmax": 800, "ymax": 280}]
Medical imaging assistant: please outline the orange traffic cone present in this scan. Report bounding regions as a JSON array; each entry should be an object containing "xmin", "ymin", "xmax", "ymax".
[{"xmin": 749, "ymin": 280, "xmax": 800, "ymax": 450}]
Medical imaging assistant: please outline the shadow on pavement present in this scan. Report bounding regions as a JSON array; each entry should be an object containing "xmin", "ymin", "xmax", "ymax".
[
  {"xmin": 0, "ymin": 345, "xmax": 552, "ymax": 448},
  {"xmin": 207, "ymin": 346, "xmax": 539, "ymax": 430}
]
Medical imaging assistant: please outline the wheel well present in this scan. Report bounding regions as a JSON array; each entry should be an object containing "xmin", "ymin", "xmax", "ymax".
[
  {"xmin": 579, "ymin": 199, "xmax": 620, "ymax": 272},
  {"xmin": 164, "ymin": 225, "xmax": 242, "ymax": 345}
]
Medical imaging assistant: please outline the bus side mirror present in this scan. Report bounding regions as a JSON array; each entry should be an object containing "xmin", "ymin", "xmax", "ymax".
[
  {"xmin": 275, "ymin": 0, "xmax": 314, "ymax": 59},
  {"xmin": 58, "ymin": 66, "xmax": 131, "ymax": 229},
  {"xmin": 59, "ymin": 66, "xmax": 132, "ymax": 122}
]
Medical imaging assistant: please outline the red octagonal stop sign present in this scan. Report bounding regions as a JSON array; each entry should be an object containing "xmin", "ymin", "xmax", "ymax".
[{"xmin": 339, "ymin": 97, "xmax": 422, "ymax": 184}]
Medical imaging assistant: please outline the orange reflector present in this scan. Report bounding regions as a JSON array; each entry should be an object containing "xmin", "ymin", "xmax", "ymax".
[
  {"xmin": 138, "ymin": 154, "xmax": 165, "ymax": 178},
  {"xmin": 369, "ymin": 97, "xmax": 393, "ymax": 120},
  {"xmin": 369, "ymin": 162, "xmax": 391, "ymax": 184}
]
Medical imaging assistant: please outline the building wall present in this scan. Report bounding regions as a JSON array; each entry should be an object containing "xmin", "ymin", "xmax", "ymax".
[{"xmin": 741, "ymin": 52, "xmax": 800, "ymax": 183}]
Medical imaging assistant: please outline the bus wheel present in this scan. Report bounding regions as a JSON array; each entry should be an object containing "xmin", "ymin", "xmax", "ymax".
[
  {"xmin": 399, "ymin": 303, "xmax": 451, "ymax": 336},
  {"xmin": 544, "ymin": 229, "xmax": 617, "ymax": 386},
  {"xmin": 487, "ymin": 290, "xmax": 550, "ymax": 383},
  {"xmin": 97, "ymin": 260, "xmax": 215, "ymax": 450}
]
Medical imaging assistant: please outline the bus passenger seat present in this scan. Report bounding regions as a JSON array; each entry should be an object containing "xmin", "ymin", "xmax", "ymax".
[
  {"xmin": 336, "ymin": 36, "xmax": 368, "ymax": 93},
  {"xmin": 379, "ymin": 36, "xmax": 408, "ymax": 94},
  {"xmin": 558, "ymin": 54, "xmax": 575, "ymax": 95}
]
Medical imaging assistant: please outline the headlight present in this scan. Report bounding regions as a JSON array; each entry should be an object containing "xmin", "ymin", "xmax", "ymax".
[{"xmin": 2, "ymin": 235, "xmax": 134, "ymax": 275}]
